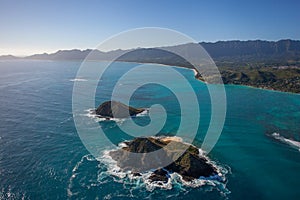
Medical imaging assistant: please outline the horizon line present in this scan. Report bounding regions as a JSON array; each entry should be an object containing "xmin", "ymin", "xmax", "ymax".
[{"xmin": 1, "ymin": 38, "xmax": 299, "ymax": 57}]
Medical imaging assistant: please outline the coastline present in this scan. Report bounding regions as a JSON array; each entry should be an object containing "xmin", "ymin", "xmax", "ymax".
[
  {"xmin": 112, "ymin": 60, "xmax": 300, "ymax": 95},
  {"xmin": 223, "ymin": 81, "xmax": 300, "ymax": 95},
  {"xmin": 3, "ymin": 58, "xmax": 300, "ymax": 95},
  {"xmin": 170, "ymin": 64, "xmax": 300, "ymax": 95}
]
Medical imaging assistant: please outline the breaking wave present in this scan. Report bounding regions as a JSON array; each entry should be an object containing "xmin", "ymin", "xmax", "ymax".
[
  {"xmin": 69, "ymin": 78, "xmax": 88, "ymax": 82},
  {"xmin": 67, "ymin": 143, "xmax": 231, "ymax": 199},
  {"xmin": 271, "ymin": 132, "xmax": 300, "ymax": 151},
  {"xmin": 84, "ymin": 108, "xmax": 149, "ymax": 123},
  {"xmin": 100, "ymin": 138, "xmax": 230, "ymax": 194}
]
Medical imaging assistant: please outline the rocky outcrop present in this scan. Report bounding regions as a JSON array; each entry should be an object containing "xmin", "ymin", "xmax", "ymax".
[
  {"xmin": 95, "ymin": 101, "xmax": 145, "ymax": 118},
  {"xmin": 109, "ymin": 137, "xmax": 218, "ymax": 182}
]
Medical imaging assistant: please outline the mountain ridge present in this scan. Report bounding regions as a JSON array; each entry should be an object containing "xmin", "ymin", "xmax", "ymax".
[{"xmin": 1, "ymin": 39, "xmax": 300, "ymax": 67}]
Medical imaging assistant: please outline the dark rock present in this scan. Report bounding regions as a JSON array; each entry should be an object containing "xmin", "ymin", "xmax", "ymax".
[
  {"xmin": 95, "ymin": 100, "xmax": 145, "ymax": 118},
  {"xmin": 109, "ymin": 137, "xmax": 218, "ymax": 182},
  {"xmin": 165, "ymin": 151, "xmax": 215, "ymax": 181},
  {"xmin": 149, "ymin": 169, "xmax": 169, "ymax": 183},
  {"xmin": 108, "ymin": 138, "xmax": 171, "ymax": 172},
  {"xmin": 132, "ymin": 172, "xmax": 142, "ymax": 177}
]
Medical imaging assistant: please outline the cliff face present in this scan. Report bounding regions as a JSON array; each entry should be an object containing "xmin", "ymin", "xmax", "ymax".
[
  {"xmin": 95, "ymin": 101, "xmax": 145, "ymax": 118},
  {"xmin": 109, "ymin": 137, "xmax": 218, "ymax": 182}
]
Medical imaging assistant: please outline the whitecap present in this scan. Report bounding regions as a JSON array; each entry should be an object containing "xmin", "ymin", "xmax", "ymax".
[
  {"xmin": 271, "ymin": 132, "xmax": 300, "ymax": 151},
  {"xmin": 118, "ymin": 142, "xmax": 128, "ymax": 148},
  {"xmin": 135, "ymin": 109, "xmax": 149, "ymax": 117},
  {"xmin": 68, "ymin": 154, "xmax": 97, "ymax": 197},
  {"xmin": 69, "ymin": 78, "xmax": 87, "ymax": 82}
]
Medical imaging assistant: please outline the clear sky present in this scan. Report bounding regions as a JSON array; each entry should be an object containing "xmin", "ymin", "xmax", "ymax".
[{"xmin": 1, "ymin": 0, "xmax": 299, "ymax": 56}]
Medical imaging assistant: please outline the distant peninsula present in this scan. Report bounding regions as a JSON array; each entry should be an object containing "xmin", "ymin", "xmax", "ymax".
[{"xmin": 1, "ymin": 39, "xmax": 300, "ymax": 93}]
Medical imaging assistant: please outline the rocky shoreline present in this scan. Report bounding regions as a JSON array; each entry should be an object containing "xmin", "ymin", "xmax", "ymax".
[{"xmin": 108, "ymin": 137, "xmax": 224, "ymax": 183}]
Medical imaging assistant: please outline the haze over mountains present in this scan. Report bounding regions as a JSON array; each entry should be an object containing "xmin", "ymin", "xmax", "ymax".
[{"xmin": 2, "ymin": 39, "xmax": 300, "ymax": 68}]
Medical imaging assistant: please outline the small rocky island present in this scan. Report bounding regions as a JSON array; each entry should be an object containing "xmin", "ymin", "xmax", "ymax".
[
  {"xmin": 95, "ymin": 100, "xmax": 145, "ymax": 118},
  {"xmin": 109, "ymin": 137, "xmax": 221, "ymax": 183}
]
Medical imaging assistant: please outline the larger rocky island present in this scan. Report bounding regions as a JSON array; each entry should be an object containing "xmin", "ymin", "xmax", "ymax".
[{"xmin": 109, "ymin": 137, "xmax": 222, "ymax": 183}]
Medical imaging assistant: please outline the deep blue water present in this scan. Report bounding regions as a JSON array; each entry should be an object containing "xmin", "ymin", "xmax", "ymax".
[{"xmin": 0, "ymin": 60, "xmax": 300, "ymax": 199}]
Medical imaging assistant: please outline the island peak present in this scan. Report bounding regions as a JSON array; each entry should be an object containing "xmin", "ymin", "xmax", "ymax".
[
  {"xmin": 109, "ymin": 137, "xmax": 222, "ymax": 183},
  {"xmin": 95, "ymin": 100, "xmax": 145, "ymax": 118}
]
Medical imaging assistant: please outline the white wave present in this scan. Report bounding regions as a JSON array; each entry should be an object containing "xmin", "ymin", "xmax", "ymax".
[
  {"xmin": 83, "ymin": 109, "xmax": 121, "ymax": 122},
  {"xmin": 84, "ymin": 108, "xmax": 148, "ymax": 124},
  {"xmin": 192, "ymin": 69, "xmax": 198, "ymax": 76},
  {"xmin": 271, "ymin": 132, "xmax": 300, "ymax": 151},
  {"xmin": 196, "ymin": 148, "xmax": 228, "ymax": 183},
  {"xmin": 101, "ymin": 149, "xmax": 174, "ymax": 191},
  {"xmin": 66, "ymin": 139, "xmax": 230, "ymax": 198},
  {"xmin": 143, "ymin": 171, "xmax": 173, "ymax": 191},
  {"xmin": 69, "ymin": 78, "xmax": 87, "ymax": 82},
  {"xmin": 98, "ymin": 141, "xmax": 229, "ymax": 193},
  {"xmin": 101, "ymin": 150, "xmax": 127, "ymax": 179},
  {"xmin": 67, "ymin": 154, "xmax": 97, "ymax": 197},
  {"xmin": 135, "ymin": 109, "xmax": 149, "ymax": 117},
  {"xmin": 118, "ymin": 142, "xmax": 128, "ymax": 148}
]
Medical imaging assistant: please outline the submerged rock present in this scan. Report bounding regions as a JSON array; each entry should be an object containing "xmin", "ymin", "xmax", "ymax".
[
  {"xmin": 95, "ymin": 100, "xmax": 145, "ymax": 118},
  {"xmin": 109, "ymin": 137, "xmax": 218, "ymax": 182}
]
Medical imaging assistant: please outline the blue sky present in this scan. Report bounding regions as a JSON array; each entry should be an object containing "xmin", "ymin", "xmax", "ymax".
[{"xmin": 0, "ymin": 0, "xmax": 299, "ymax": 56}]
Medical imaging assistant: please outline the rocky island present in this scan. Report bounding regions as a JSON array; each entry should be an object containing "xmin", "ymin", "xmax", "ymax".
[
  {"xmin": 109, "ymin": 137, "xmax": 222, "ymax": 183},
  {"xmin": 95, "ymin": 100, "xmax": 145, "ymax": 118}
]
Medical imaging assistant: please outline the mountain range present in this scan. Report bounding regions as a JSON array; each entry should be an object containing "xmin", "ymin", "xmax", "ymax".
[{"xmin": 2, "ymin": 39, "xmax": 300, "ymax": 68}]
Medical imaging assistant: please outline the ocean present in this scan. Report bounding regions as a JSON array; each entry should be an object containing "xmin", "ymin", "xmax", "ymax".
[{"xmin": 0, "ymin": 60, "xmax": 300, "ymax": 199}]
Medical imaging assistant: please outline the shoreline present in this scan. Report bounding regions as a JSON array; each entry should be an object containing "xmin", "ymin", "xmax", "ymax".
[
  {"xmin": 113, "ymin": 60, "xmax": 300, "ymax": 95},
  {"xmin": 3, "ymin": 58, "xmax": 300, "ymax": 95},
  {"xmin": 224, "ymin": 82, "xmax": 300, "ymax": 95},
  {"xmin": 170, "ymin": 64, "xmax": 300, "ymax": 95},
  {"xmin": 102, "ymin": 136, "xmax": 229, "ymax": 192}
]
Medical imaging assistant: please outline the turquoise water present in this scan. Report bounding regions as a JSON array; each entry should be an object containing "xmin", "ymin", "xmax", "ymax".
[{"xmin": 0, "ymin": 60, "xmax": 300, "ymax": 199}]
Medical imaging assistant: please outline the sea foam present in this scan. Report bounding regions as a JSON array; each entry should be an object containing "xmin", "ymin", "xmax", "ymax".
[
  {"xmin": 84, "ymin": 107, "xmax": 149, "ymax": 124},
  {"xmin": 271, "ymin": 132, "xmax": 300, "ymax": 151},
  {"xmin": 99, "ymin": 139, "xmax": 230, "ymax": 194},
  {"xmin": 69, "ymin": 78, "xmax": 87, "ymax": 82}
]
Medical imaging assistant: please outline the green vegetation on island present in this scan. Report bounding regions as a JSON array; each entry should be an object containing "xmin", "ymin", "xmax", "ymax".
[
  {"xmin": 218, "ymin": 66, "xmax": 300, "ymax": 93},
  {"xmin": 109, "ymin": 137, "xmax": 221, "ymax": 182}
]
